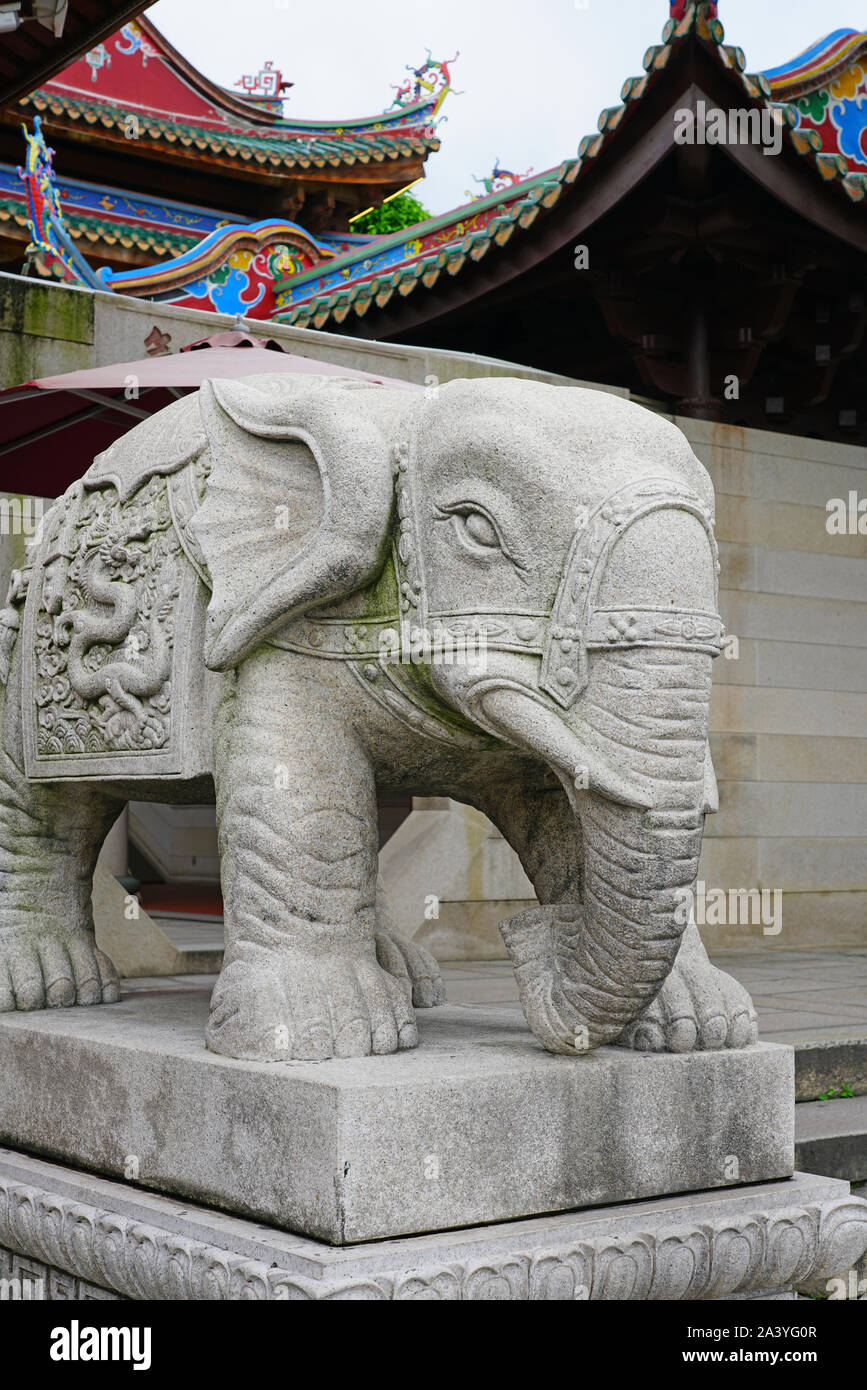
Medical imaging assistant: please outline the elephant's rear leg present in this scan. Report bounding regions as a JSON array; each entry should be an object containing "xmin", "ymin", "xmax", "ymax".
[{"xmin": 0, "ymin": 749, "xmax": 122, "ymax": 1011}]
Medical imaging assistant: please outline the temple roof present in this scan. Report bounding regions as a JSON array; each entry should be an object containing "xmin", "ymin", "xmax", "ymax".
[
  {"xmin": 763, "ymin": 28, "xmax": 867, "ymax": 101},
  {"xmin": 21, "ymin": 16, "xmax": 443, "ymax": 174},
  {"xmin": 264, "ymin": 1, "xmax": 867, "ymax": 445},
  {"xmin": 0, "ymin": 15, "xmax": 447, "ymax": 271},
  {"xmin": 274, "ymin": 3, "xmax": 867, "ymax": 334}
]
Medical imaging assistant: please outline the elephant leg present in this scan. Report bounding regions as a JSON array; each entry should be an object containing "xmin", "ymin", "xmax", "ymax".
[
  {"xmin": 373, "ymin": 877, "xmax": 446, "ymax": 1008},
  {"xmin": 476, "ymin": 784, "xmax": 757, "ymax": 1054},
  {"xmin": 206, "ymin": 659, "xmax": 418, "ymax": 1062},
  {"xmin": 0, "ymin": 746, "xmax": 121, "ymax": 1011},
  {"xmin": 471, "ymin": 782, "xmax": 583, "ymax": 907}
]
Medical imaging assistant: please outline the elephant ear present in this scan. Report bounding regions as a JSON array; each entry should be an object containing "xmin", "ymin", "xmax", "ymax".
[{"xmin": 189, "ymin": 374, "xmax": 405, "ymax": 671}]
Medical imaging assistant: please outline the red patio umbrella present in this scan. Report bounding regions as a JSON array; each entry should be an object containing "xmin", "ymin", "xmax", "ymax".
[{"xmin": 0, "ymin": 331, "xmax": 420, "ymax": 496}]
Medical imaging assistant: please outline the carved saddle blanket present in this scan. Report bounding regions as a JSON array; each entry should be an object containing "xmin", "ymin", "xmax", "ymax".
[{"xmin": 20, "ymin": 398, "xmax": 208, "ymax": 781}]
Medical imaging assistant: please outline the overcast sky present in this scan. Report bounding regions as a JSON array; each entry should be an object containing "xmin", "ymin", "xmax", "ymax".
[{"xmin": 149, "ymin": 0, "xmax": 863, "ymax": 215}]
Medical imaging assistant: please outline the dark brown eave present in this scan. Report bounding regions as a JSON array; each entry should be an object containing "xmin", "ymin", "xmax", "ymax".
[
  {"xmin": 0, "ymin": 0, "xmax": 157, "ymax": 106},
  {"xmin": 0, "ymin": 106, "xmax": 427, "ymax": 240}
]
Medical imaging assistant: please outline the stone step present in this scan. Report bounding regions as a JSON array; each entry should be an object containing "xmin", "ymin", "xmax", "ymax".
[
  {"xmin": 791, "ymin": 1036, "xmax": 867, "ymax": 1103},
  {"xmin": 795, "ymin": 1095, "xmax": 867, "ymax": 1183}
]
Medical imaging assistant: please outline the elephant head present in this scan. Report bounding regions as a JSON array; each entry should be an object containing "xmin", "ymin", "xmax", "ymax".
[
  {"xmin": 394, "ymin": 379, "xmax": 724, "ymax": 1055},
  {"xmin": 188, "ymin": 374, "xmax": 723, "ymax": 1056}
]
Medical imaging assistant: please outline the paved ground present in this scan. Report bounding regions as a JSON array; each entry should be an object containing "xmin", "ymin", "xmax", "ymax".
[
  {"xmin": 155, "ymin": 916, "xmax": 867, "ymax": 1045},
  {"xmin": 712, "ymin": 949, "xmax": 867, "ymax": 1045},
  {"xmin": 443, "ymin": 952, "xmax": 867, "ymax": 1045}
]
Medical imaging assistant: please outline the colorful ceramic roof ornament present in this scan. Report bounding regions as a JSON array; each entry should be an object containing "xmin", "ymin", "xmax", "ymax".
[
  {"xmin": 391, "ymin": 51, "xmax": 460, "ymax": 110},
  {"xmin": 17, "ymin": 114, "xmax": 103, "ymax": 289},
  {"xmin": 470, "ymin": 161, "xmax": 535, "ymax": 199},
  {"xmin": 670, "ymin": 1, "xmax": 717, "ymax": 20},
  {"xmin": 763, "ymin": 28, "xmax": 867, "ymax": 169},
  {"xmin": 234, "ymin": 60, "xmax": 293, "ymax": 117}
]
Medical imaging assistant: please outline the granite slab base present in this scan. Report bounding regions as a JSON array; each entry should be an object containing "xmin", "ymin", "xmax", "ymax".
[
  {"xmin": 2, "ymin": 1152, "xmax": 866, "ymax": 1301},
  {"xmin": 0, "ymin": 992, "xmax": 794, "ymax": 1244}
]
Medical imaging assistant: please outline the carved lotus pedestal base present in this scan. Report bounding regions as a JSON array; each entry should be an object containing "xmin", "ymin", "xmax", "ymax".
[
  {"xmin": 1, "ymin": 1154, "xmax": 866, "ymax": 1301},
  {"xmin": 0, "ymin": 993, "xmax": 796, "ymax": 1244}
]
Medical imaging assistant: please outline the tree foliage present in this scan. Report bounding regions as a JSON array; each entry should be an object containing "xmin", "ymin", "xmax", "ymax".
[{"xmin": 352, "ymin": 192, "xmax": 431, "ymax": 235}]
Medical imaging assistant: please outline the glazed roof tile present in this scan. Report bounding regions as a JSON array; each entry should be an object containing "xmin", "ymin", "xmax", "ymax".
[
  {"xmin": 14, "ymin": 16, "xmax": 443, "ymax": 175},
  {"xmin": 0, "ymin": 193, "xmax": 200, "ymax": 256},
  {"xmin": 21, "ymin": 86, "xmax": 440, "ymax": 169}
]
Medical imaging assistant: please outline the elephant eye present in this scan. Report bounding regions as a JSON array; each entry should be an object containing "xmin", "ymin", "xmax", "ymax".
[
  {"xmin": 439, "ymin": 504, "xmax": 504, "ymax": 557},
  {"xmin": 436, "ymin": 499, "xmax": 526, "ymax": 573},
  {"xmin": 461, "ymin": 510, "xmax": 499, "ymax": 549}
]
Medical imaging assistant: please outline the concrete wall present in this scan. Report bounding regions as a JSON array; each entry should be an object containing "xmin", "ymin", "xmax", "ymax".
[
  {"xmin": 680, "ymin": 418, "xmax": 867, "ymax": 952},
  {"xmin": 0, "ymin": 270, "xmax": 606, "ymax": 391}
]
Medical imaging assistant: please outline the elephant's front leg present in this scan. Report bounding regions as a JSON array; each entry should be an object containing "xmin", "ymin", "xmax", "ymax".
[
  {"xmin": 481, "ymin": 783, "xmax": 757, "ymax": 1054},
  {"xmin": 206, "ymin": 655, "xmax": 417, "ymax": 1062}
]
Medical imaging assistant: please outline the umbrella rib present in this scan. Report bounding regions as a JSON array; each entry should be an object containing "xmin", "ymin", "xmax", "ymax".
[{"xmin": 68, "ymin": 390, "xmax": 153, "ymax": 420}]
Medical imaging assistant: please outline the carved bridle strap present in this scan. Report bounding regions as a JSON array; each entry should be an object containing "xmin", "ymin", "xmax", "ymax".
[{"xmin": 540, "ymin": 477, "xmax": 724, "ymax": 709}]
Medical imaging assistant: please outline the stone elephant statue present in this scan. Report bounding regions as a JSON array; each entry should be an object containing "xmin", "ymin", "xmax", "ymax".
[{"xmin": 0, "ymin": 374, "xmax": 757, "ymax": 1062}]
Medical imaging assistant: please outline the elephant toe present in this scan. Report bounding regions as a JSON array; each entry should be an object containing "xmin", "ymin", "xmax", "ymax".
[
  {"xmin": 398, "ymin": 1020, "xmax": 419, "ymax": 1050},
  {"xmin": 206, "ymin": 957, "xmax": 293, "ymax": 1062},
  {"xmin": 698, "ymin": 1014, "xmax": 729, "ymax": 1049},
  {"xmin": 666, "ymin": 1016, "xmax": 699, "ymax": 1053},
  {"xmin": 0, "ymin": 929, "xmax": 117, "ymax": 1014},
  {"xmin": 375, "ymin": 928, "xmax": 446, "ymax": 1009},
  {"xmin": 616, "ymin": 955, "xmax": 758, "ymax": 1055}
]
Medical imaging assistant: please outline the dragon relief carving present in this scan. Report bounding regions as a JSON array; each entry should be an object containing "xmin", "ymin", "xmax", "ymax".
[{"xmin": 33, "ymin": 475, "xmax": 180, "ymax": 757}]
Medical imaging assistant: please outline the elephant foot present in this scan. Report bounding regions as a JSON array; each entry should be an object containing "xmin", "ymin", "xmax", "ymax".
[
  {"xmin": 614, "ymin": 954, "xmax": 758, "ymax": 1053},
  {"xmin": 374, "ymin": 928, "xmax": 446, "ymax": 1008},
  {"xmin": 0, "ymin": 925, "xmax": 120, "ymax": 1011},
  {"xmin": 206, "ymin": 941, "xmax": 419, "ymax": 1062}
]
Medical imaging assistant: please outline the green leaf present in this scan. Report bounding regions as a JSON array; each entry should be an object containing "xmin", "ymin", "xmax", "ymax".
[{"xmin": 352, "ymin": 192, "xmax": 432, "ymax": 236}]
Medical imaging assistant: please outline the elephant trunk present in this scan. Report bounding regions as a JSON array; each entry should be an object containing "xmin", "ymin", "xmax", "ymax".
[{"xmin": 488, "ymin": 647, "xmax": 711, "ymax": 1054}]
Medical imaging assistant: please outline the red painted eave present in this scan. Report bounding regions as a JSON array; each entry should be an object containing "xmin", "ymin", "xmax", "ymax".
[{"xmin": 0, "ymin": 0, "xmax": 157, "ymax": 106}]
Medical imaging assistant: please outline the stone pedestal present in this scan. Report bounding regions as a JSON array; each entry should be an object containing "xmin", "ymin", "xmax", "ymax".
[
  {"xmin": 0, "ymin": 993, "xmax": 793, "ymax": 1245},
  {"xmin": 1, "ymin": 1151, "xmax": 865, "ymax": 1301},
  {"xmin": 2, "ymin": 989, "xmax": 864, "ymax": 1300}
]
